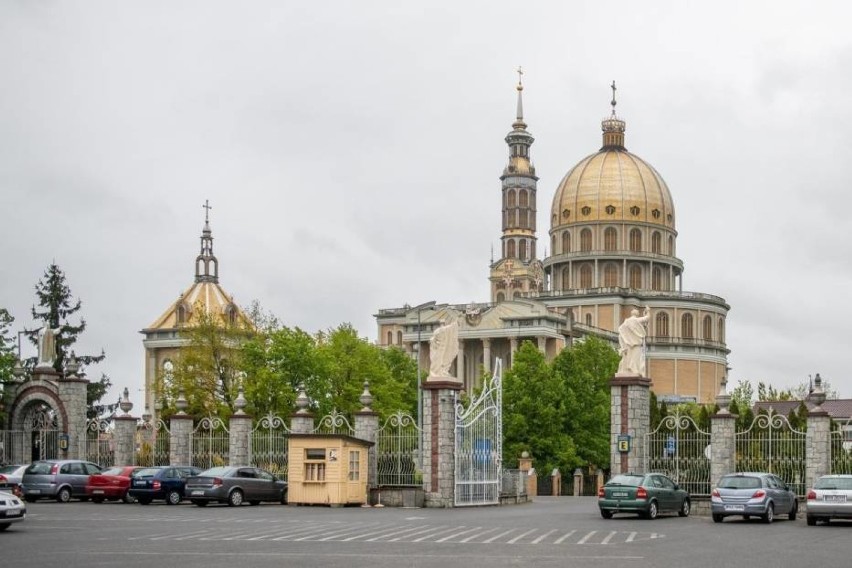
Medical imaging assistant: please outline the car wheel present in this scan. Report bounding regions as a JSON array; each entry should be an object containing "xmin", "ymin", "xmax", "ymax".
[
  {"xmin": 56, "ymin": 487, "xmax": 72, "ymax": 503},
  {"xmin": 806, "ymin": 515, "xmax": 816, "ymax": 526},
  {"xmin": 0, "ymin": 523, "xmax": 10, "ymax": 532},
  {"xmin": 228, "ymin": 489, "xmax": 244, "ymax": 507},
  {"xmin": 645, "ymin": 500, "xmax": 658, "ymax": 520},
  {"xmin": 123, "ymin": 493, "xmax": 136, "ymax": 504},
  {"xmin": 137, "ymin": 497, "xmax": 152, "ymax": 505},
  {"xmin": 762, "ymin": 503, "xmax": 774, "ymax": 524},
  {"xmin": 743, "ymin": 515, "xmax": 751, "ymax": 521},
  {"xmin": 600, "ymin": 509, "xmax": 613, "ymax": 519},
  {"xmin": 192, "ymin": 499, "xmax": 208, "ymax": 507},
  {"xmin": 678, "ymin": 498, "xmax": 691, "ymax": 518},
  {"xmin": 166, "ymin": 490, "xmax": 181, "ymax": 505},
  {"xmin": 712, "ymin": 513, "xmax": 724, "ymax": 523},
  {"xmin": 280, "ymin": 489, "xmax": 288, "ymax": 505},
  {"xmin": 788, "ymin": 500, "xmax": 798, "ymax": 521},
  {"xmin": 91, "ymin": 497, "xmax": 104, "ymax": 503}
]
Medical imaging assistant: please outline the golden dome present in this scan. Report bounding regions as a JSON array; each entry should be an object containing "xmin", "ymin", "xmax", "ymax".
[{"xmin": 550, "ymin": 148, "xmax": 675, "ymax": 230}]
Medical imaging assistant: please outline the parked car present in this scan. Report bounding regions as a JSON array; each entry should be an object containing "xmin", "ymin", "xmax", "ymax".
[
  {"xmin": 806, "ymin": 474, "xmax": 852, "ymax": 525},
  {"xmin": 129, "ymin": 466, "xmax": 203, "ymax": 505},
  {"xmin": 0, "ymin": 489, "xmax": 26, "ymax": 531},
  {"xmin": 185, "ymin": 466, "xmax": 287, "ymax": 507},
  {"xmin": 711, "ymin": 472, "xmax": 798, "ymax": 523},
  {"xmin": 0, "ymin": 465, "xmax": 28, "ymax": 497},
  {"xmin": 86, "ymin": 466, "xmax": 144, "ymax": 503},
  {"xmin": 22, "ymin": 460, "xmax": 103, "ymax": 502},
  {"xmin": 598, "ymin": 472, "xmax": 691, "ymax": 519}
]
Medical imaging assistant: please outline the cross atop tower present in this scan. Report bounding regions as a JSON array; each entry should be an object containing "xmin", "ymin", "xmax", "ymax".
[
  {"xmin": 203, "ymin": 199, "xmax": 212, "ymax": 222},
  {"xmin": 516, "ymin": 66, "xmax": 524, "ymax": 88},
  {"xmin": 610, "ymin": 80, "xmax": 617, "ymax": 116}
]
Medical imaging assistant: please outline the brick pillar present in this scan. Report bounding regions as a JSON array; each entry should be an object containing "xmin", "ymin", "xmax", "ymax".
[
  {"xmin": 169, "ymin": 414, "xmax": 193, "ymax": 466},
  {"xmin": 56, "ymin": 370, "xmax": 88, "ymax": 461},
  {"xmin": 113, "ymin": 416, "xmax": 137, "ymax": 466},
  {"xmin": 573, "ymin": 468, "xmax": 583, "ymax": 497},
  {"xmin": 229, "ymin": 414, "xmax": 252, "ymax": 466},
  {"xmin": 519, "ymin": 451, "xmax": 536, "ymax": 497},
  {"xmin": 609, "ymin": 375, "xmax": 651, "ymax": 476},
  {"xmin": 806, "ymin": 409, "xmax": 831, "ymax": 491},
  {"xmin": 421, "ymin": 381, "xmax": 461, "ymax": 508},
  {"xmin": 711, "ymin": 412, "xmax": 737, "ymax": 489},
  {"xmin": 551, "ymin": 469, "xmax": 561, "ymax": 496}
]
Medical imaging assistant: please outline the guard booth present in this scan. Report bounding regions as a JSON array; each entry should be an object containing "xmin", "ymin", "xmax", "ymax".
[{"xmin": 287, "ymin": 434, "xmax": 372, "ymax": 506}]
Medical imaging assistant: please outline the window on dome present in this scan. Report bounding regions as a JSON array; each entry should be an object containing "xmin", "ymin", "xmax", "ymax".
[
  {"xmin": 562, "ymin": 231, "xmax": 571, "ymax": 253},
  {"xmin": 604, "ymin": 264, "xmax": 618, "ymax": 287},
  {"xmin": 580, "ymin": 229, "xmax": 592, "ymax": 252},
  {"xmin": 703, "ymin": 315, "xmax": 713, "ymax": 341},
  {"xmin": 605, "ymin": 205, "xmax": 615, "ymax": 215},
  {"xmin": 580, "ymin": 265, "xmax": 592, "ymax": 288},
  {"xmin": 629, "ymin": 229, "xmax": 642, "ymax": 252},
  {"xmin": 581, "ymin": 206, "xmax": 591, "ymax": 216},
  {"xmin": 604, "ymin": 227, "xmax": 617, "ymax": 251},
  {"xmin": 655, "ymin": 312, "xmax": 669, "ymax": 337},
  {"xmin": 652, "ymin": 267, "xmax": 662, "ymax": 290},
  {"xmin": 718, "ymin": 319, "xmax": 725, "ymax": 343},
  {"xmin": 396, "ymin": 330, "xmax": 403, "ymax": 345},
  {"xmin": 507, "ymin": 190, "xmax": 516, "ymax": 208},
  {"xmin": 508, "ymin": 209, "xmax": 516, "ymax": 227},
  {"xmin": 667, "ymin": 214, "xmax": 673, "ymax": 223},
  {"xmin": 682, "ymin": 313, "xmax": 694, "ymax": 339},
  {"xmin": 652, "ymin": 209, "xmax": 661, "ymax": 219},
  {"xmin": 507, "ymin": 240, "xmax": 516, "ymax": 259},
  {"xmin": 562, "ymin": 209, "xmax": 570, "ymax": 219},
  {"xmin": 551, "ymin": 235, "xmax": 556, "ymax": 255},
  {"xmin": 386, "ymin": 331, "xmax": 392, "ymax": 345},
  {"xmin": 519, "ymin": 240, "xmax": 528, "ymax": 261},
  {"xmin": 630, "ymin": 206, "xmax": 640, "ymax": 216},
  {"xmin": 519, "ymin": 190, "xmax": 528, "ymax": 207},
  {"xmin": 496, "ymin": 292, "xmax": 505, "ymax": 303},
  {"xmin": 668, "ymin": 236, "xmax": 674, "ymax": 255},
  {"xmin": 561, "ymin": 267, "xmax": 570, "ymax": 291},
  {"xmin": 629, "ymin": 265, "xmax": 642, "ymax": 289},
  {"xmin": 652, "ymin": 232, "xmax": 662, "ymax": 254}
]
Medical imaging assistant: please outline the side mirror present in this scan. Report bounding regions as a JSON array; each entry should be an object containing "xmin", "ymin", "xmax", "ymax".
[{"xmin": 674, "ymin": 484, "xmax": 680, "ymax": 490}]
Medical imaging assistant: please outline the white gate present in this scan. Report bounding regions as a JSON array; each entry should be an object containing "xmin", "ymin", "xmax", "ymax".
[
  {"xmin": 138, "ymin": 418, "xmax": 170, "ymax": 467},
  {"xmin": 831, "ymin": 417, "xmax": 852, "ymax": 474},
  {"xmin": 736, "ymin": 409, "xmax": 806, "ymax": 496},
  {"xmin": 191, "ymin": 417, "xmax": 230, "ymax": 469},
  {"xmin": 250, "ymin": 413, "xmax": 290, "ymax": 480},
  {"xmin": 645, "ymin": 412, "xmax": 711, "ymax": 495},
  {"xmin": 454, "ymin": 358, "xmax": 503, "ymax": 506},
  {"xmin": 85, "ymin": 419, "xmax": 114, "ymax": 467}
]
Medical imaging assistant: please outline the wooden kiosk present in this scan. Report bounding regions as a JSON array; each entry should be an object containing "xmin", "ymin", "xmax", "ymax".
[{"xmin": 287, "ymin": 434, "xmax": 373, "ymax": 506}]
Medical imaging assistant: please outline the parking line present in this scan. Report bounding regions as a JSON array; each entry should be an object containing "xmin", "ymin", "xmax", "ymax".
[
  {"xmin": 507, "ymin": 528, "xmax": 537, "ymax": 544},
  {"xmin": 411, "ymin": 526, "xmax": 468, "ymax": 542},
  {"xmin": 531, "ymin": 529, "xmax": 556, "ymax": 544},
  {"xmin": 388, "ymin": 525, "xmax": 438, "ymax": 541},
  {"xmin": 577, "ymin": 531, "xmax": 598, "ymax": 544},
  {"xmin": 625, "ymin": 531, "xmax": 637, "ymax": 543},
  {"xmin": 600, "ymin": 531, "xmax": 617, "ymax": 545},
  {"xmin": 483, "ymin": 528, "xmax": 518, "ymax": 543},
  {"xmin": 366, "ymin": 525, "xmax": 431, "ymax": 541},
  {"xmin": 436, "ymin": 526, "xmax": 483, "ymax": 542},
  {"xmin": 459, "ymin": 527, "xmax": 502, "ymax": 543},
  {"xmin": 553, "ymin": 530, "xmax": 576, "ymax": 544}
]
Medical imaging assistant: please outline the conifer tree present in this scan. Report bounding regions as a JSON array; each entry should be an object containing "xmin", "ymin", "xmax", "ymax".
[{"xmin": 0, "ymin": 308, "xmax": 18, "ymax": 423}]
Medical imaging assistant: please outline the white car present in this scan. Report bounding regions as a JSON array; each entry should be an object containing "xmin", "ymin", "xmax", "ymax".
[{"xmin": 0, "ymin": 489, "xmax": 26, "ymax": 531}]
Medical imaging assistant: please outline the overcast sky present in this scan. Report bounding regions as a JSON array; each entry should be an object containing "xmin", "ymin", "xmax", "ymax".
[{"xmin": 2, "ymin": 1, "xmax": 851, "ymax": 409}]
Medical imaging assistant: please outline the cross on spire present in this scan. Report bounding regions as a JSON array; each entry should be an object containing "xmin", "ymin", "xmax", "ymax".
[
  {"xmin": 516, "ymin": 66, "xmax": 524, "ymax": 87},
  {"xmin": 610, "ymin": 80, "xmax": 617, "ymax": 116},
  {"xmin": 203, "ymin": 199, "xmax": 212, "ymax": 222}
]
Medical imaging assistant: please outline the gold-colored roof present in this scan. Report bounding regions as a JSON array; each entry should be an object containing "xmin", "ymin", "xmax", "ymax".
[
  {"xmin": 144, "ymin": 280, "xmax": 251, "ymax": 331},
  {"xmin": 550, "ymin": 149, "xmax": 675, "ymax": 229}
]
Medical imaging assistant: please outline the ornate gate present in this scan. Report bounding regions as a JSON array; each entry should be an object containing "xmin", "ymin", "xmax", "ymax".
[
  {"xmin": 454, "ymin": 358, "xmax": 503, "ymax": 506},
  {"xmin": 191, "ymin": 417, "xmax": 230, "ymax": 469},
  {"xmin": 3, "ymin": 403, "xmax": 60, "ymax": 464},
  {"xmin": 736, "ymin": 409, "xmax": 806, "ymax": 496},
  {"xmin": 645, "ymin": 412, "xmax": 711, "ymax": 495},
  {"xmin": 376, "ymin": 411, "xmax": 421, "ymax": 486},
  {"xmin": 830, "ymin": 417, "xmax": 852, "ymax": 474},
  {"xmin": 250, "ymin": 413, "xmax": 290, "ymax": 480},
  {"xmin": 85, "ymin": 418, "xmax": 115, "ymax": 467},
  {"xmin": 138, "ymin": 418, "xmax": 170, "ymax": 467}
]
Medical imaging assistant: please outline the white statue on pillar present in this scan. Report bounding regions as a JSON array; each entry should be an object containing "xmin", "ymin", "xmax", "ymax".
[
  {"xmin": 616, "ymin": 306, "xmax": 651, "ymax": 377},
  {"xmin": 37, "ymin": 324, "xmax": 61, "ymax": 369},
  {"xmin": 428, "ymin": 314, "xmax": 460, "ymax": 381}
]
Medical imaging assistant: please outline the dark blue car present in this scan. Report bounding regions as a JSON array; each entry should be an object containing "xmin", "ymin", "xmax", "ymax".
[{"xmin": 128, "ymin": 466, "xmax": 202, "ymax": 505}]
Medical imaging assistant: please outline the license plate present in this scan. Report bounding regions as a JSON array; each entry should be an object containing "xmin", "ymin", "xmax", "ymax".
[
  {"xmin": 3, "ymin": 510, "xmax": 22, "ymax": 518},
  {"xmin": 612, "ymin": 491, "xmax": 628, "ymax": 498},
  {"xmin": 825, "ymin": 495, "xmax": 847, "ymax": 502},
  {"xmin": 29, "ymin": 489, "xmax": 40, "ymax": 494},
  {"xmin": 191, "ymin": 490, "xmax": 204, "ymax": 496},
  {"xmin": 93, "ymin": 489, "xmax": 104, "ymax": 494},
  {"xmin": 725, "ymin": 505, "xmax": 745, "ymax": 511},
  {"xmin": 134, "ymin": 481, "xmax": 146, "ymax": 487}
]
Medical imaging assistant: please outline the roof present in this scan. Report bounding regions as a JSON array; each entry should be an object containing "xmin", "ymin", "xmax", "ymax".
[{"xmin": 752, "ymin": 399, "xmax": 852, "ymax": 421}]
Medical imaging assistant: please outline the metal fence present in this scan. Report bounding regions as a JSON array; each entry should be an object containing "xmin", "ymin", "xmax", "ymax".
[
  {"xmin": 85, "ymin": 419, "xmax": 115, "ymax": 467},
  {"xmin": 250, "ymin": 413, "xmax": 290, "ymax": 480},
  {"xmin": 191, "ymin": 417, "xmax": 229, "ymax": 469},
  {"xmin": 500, "ymin": 469, "xmax": 528, "ymax": 498},
  {"xmin": 645, "ymin": 413, "xmax": 712, "ymax": 495},
  {"xmin": 311, "ymin": 410, "xmax": 355, "ymax": 436},
  {"xmin": 137, "ymin": 419, "xmax": 170, "ymax": 467},
  {"xmin": 736, "ymin": 409, "xmax": 806, "ymax": 496},
  {"xmin": 830, "ymin": 418, "xmax": 852, "ymax": 474},
  {"xmin": 376, "ymin": 411, "xmax": 421, "ymax": 487}
]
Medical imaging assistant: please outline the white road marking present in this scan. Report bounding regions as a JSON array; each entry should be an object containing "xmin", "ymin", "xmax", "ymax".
[
  {"xmin": 600, "ymin": 531, "xmax": 618, "ymax": 545},
  {"xmin": 577, "ymin": 530, "xmax": 598, "ymax": 544},
  {"xmin": 367, "ymin": 525, "xmax": 432, "ymax": 541},
  {"xmin": 483, "ymin": 528, "xmax": 518, "ymax": 543},
  {"xmin": 626, "ymin": 531, "xmax": 637, "ymax": 542},
  {"xmin": 507, "ymin": 528, "xmax": 538, "ymax": 544},
  {"xmin": 531, "ymin": 529, "xmax": 557, "ymax": 544},
  {"xmin": 459, "ymin": 526, "xmax": 502, "ymax": 543},
  {"xmin": 553, "ymin": 530, "xmax": 577, "ymax": 544},
  {"xmin": 436, "ymin": 526, "xmax": 483, "ymax": 542},
  {"xmin": 411, "ymin": 526, "xmax": 468, "ymax": 542}
]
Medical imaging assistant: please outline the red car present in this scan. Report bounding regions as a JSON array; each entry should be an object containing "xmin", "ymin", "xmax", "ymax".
[{"xmin": 86, "ymin": 466, "xmax": 144, "ymax": 503}]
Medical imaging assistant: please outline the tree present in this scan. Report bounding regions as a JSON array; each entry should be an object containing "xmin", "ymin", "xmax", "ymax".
[
  {"xmin": 28, "ymin": 263, "xmax": 115, "ymax": 419},
  {"xmin": 730, "ymin": 379, "xmax": 754, "ymax": 412},
  {"xmin": 0, "ymin": 308, "xmax": 18, "ymax": 424},
  {"xmin": 503, "ymin": 341, "xmax": 576, "ymax": 475},
  {"xmin": 757, "ymin": 381, "xmax": 793, "ymax": 402}
]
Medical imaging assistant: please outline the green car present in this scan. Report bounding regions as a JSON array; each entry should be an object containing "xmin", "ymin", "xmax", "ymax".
[{"xmin": 598, "ymin": 473, "xmax": 691, "ymax": 519}]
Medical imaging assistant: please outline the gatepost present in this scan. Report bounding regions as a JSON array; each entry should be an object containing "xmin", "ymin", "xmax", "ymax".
[
  {"xmin": 113, "ymin": 388, "xmax": 137, "ymax": 466},
  {"xmin": 353, "ymin": 382, "xmax": 379, "ymax": 489},
  {"xmin": 169, "ymin": 389, "xmax": 193, "ymax": 466},
  {"xmin": 610, "ymin": 374, "xmax": 651, "ymax": 476},
  {"xmin": 806, "ymin": 379, "xmax": 831, "ymax": 491},
  {"xmin": 710, "ymin": 383, "xmax": 737, "ymax": 490},
  {"xmin": 421, "ymin": 379, "xmax": 461, "ymax": 507},
  {"xmin": 228, "ymin": 387, "xmax": 251, "ymax": 466}
]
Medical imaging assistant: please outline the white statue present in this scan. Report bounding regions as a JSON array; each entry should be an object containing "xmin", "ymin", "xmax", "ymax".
[
  {"xmin": 617, "ymin": 307, "xmax": 651, "ymax": 377},
  {"xmin": 37, "ymin": 324, "xmax": 61, "ymax": 368},
  {"xmin": 428, "ymin": 314, "xmax": 460, "ymax": 379}
]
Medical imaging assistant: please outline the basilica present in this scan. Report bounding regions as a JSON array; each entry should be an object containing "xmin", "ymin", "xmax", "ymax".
[{"xmin": 375, "ymin": 78, "xmax": 730, "ymax": 404}]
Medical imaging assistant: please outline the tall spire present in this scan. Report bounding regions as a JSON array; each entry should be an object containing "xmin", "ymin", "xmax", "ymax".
[
  {"xmin": 601, "ymin": 80, "xmax": 626, "ymax": 150},
  {"xmin": 195, "ymin": 200, "xmax": 219, "ymax": 283},
  {"xmin": 514, "ymin": 66, "xmax": 525, "ymax": 128}
]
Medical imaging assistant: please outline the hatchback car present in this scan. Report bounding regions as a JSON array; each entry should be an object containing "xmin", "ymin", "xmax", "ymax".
[
  {"xmin": 128, "ymin": 466, "xmax": 203, "ymax": 505},
  {"xmin": 711, "ymin": 472, "xmax": 798, "ymax": 523},
  {"xmin": 598, "ymin": 472, "xmax": 691, "ymax": 519},
  {"xmin": 0, "ymin": 489, "xmax": 26, "ymax": 531},
  {"xmin": 806, "ymin": 474, "xmax": 852, "ymax": 525},
  {"xmin": 0, "ymin": 465, "xmax": 28, "ymax": 497},
  {"xmin": 86, "ymin": 466, "xmax": 144, "ymax": 503},
  {"xmin": 185, "ymin": 466, "xmax": 287, "ymax": 507},
  {"xmin": 22, "ymin": 460, "xmax": 102, "ymax": 502}
]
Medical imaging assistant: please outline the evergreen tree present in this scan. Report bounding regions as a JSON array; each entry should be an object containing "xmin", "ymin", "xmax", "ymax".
[
  {"xmin": 0, "ymin": 308, "xmax": 19, "ymax": 423},
  {"xmin": 28, "ymin": 263, "xmax": 115, "ymax": 419}
]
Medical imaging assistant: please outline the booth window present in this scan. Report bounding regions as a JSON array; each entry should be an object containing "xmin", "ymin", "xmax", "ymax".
[
  {"xmin": 305, "ymin": 448, "xmax": 327, "ymax": 482},
  {"xmin": 348, "ymin": 451, "xmax": 361, "ymax": 481}
]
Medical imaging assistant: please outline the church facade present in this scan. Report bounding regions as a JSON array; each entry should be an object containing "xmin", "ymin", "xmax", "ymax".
[{"xmin": 375, "ymin": 78, "xmax": 729, "ymax": 404}]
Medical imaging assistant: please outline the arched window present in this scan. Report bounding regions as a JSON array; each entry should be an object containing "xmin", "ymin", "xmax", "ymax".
[
  {"xmin": 652, "ymin": 267, "xmax": 662, "ymax": 290},
  {"xmin": 629, "ymin": 229, "xmax": 642, "ymax": 252},
  {"xmin": 629, "ymin": 265, "xmax": 642, "ymax": 288},
  {"xmin": 656, "ymin": 312, "xmax": 669, "ymax": 337},
  {"xmin": 682, "ymin": 313, "xmax": 694, "ymax": 339},
  {"xmin": 396, "ymin": 330, "xmax": 403, "ymax": 345},
  {"xmin": 580, "ymin": 265, "xmax": 593, "ymax": 288},
  {"xmin": 604, "ymin": 264, "xmax": 618, "ymax": 287},
  {"xmin": 508, "ymin": 209, "xmax": 516, "ymax": 227},
  {"xmin": 580, "ymin": 229, "xmax": 592, "ymax": 252},
  {"xmin": 176, "ymin": 305, "xmax": 187, "ymax": 325},
  {"xmin": 561, "ymin": 267, "xmax": 570, "ymax": 290},
  {"xmin": 718, "ymin": 319, "xmax": 725, "ymax": 343},
  {"xmin": 519, "ymin": 189, "xmax": 528, "ymax": 207},
  {"xmin": 604, "ymin": 227, "xmax": 617, "ymax": 251},
  {"xmin": 225, "ymin": 304, "xmax": 238, "ymax": 325},
  {"xmin": 703, "ymin": 315, "xmax": 713, "ymax": 340},
  {"xmin": 507, "ymin": 190, "xmax": 516, "ymax": 208},
  {"xmin": 507, "ymin": 240, "xmax": 516, "ymax": 258},
  {"xmin": 519, "ymin": 240, "xmax": 528, "ymax": 261},
  {"xmin": 668, "ymin": 236, "xmax": 674, "ymax": 255},
  {"xmin": 585, "ymin": 313, "xmax": 593, "ymax": 326},
  {"xmin": 386, "ymin": 331, "xmax": 393, "ymax": 345},
  {"xmin": 652, "ymin": 232, "xmax": 662, "ymax": 254},
  {"xmin": 562, "ymin": 231, "xmax": 571, "ymax": 253},
  {"xmin": 496, "ymin": 292, "xmax": 505, "ymax": 302}
]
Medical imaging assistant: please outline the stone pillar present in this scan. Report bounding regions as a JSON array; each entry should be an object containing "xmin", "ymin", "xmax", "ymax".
[
  {"xmin": 169, "ymin": 390, "xmax": 193, "ymax": 466},
  {"xmin": 537, "ymin": 336, "xmax": 546, "ymax": 354},
  {"xmin": 573, "ymin": 468, "xmax": 583, "ymax": 497},
  {"xmin": 551, "ymin": 468, "xmax": 561, "ymax": 496},
  {"xmin": 228, "ymin": 389, "xmax": 252, "ymax": 466},
  {"xmin": 482, "ymin": 339, "xmax": 492, "ymax": 374},
  {"xmin": 114, "ymin": 416, "xmax": 137, "ymax": 466},
  {"xmin": 55, "ymin": 359, "xmax": 88, "ymax": 461},
  {"xmin": 518, "ymin": 451, "xmax": 536, "ymax": 497},
  {"xmin": 609, "ymin": 375, "xmax": 651, "ymax": 476},
  {"xmin": 457, "ymin": 340, "xmax": 465, "ymax": 391},
  {"xmin": 290, "ymin": 382, "xmax": 315, "ymax": 434},
  {"xmin": 509, "ymin": 338, "xmax": 518, "ymax": 366},
  {"xmin": 354, "ymin": 382, "xmax": 379, "ymax": 489},
  {"xmin": 710, "ymin": 383, "xmax": 737, "ymax": 489},
  {"xmin": 421, "ymin": 381, "xmax": 461, "ymax": 507},
  {"xmin": 806, "ymin": 409, "xmax": 831, "ymax": 492}
]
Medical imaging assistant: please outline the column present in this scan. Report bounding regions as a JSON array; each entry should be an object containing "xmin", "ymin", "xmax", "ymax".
[
  {"xmin": 421, "ymin": 380, "xmax": 461, "ymax": 508},
  {"xmin": 482, "ymin": 339, "xmax": 492, "ymax": 374},
  {"xmin": 537, "ymin": 336, "xmax": 546, "ymax": 355},
  {"xmin": 806, "ymin": 408, "xmax": 831, "ymax": 492},
  {"xmin": 114, "ymin": 415, "xmax": 137, "ymax": 466},
  {"xmin": 509, "ymin": 338, "xmax": 518, "ymax": 366},
  {"xmin": 609, "ymin": 375, "xmax": 651, "ymax": 476},
  {"xmin": 228, "ymin": 389, "xmax": 252, "ymax": 466},
  {"xmin": 354, "ymin": 382, "xmax": 379, "ymax": 490},
  {"xmin": 55, "ymin": 362, "xmax": 88, "ymax": 461}
]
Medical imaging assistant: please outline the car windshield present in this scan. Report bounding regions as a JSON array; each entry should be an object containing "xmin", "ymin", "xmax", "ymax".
[
  {"xmin": 198, "ymin": 467, "xmax": 232, "ymax": 477},
  {"xmin": 718, "ymin": 476, "xmax": 761, "ymax": 489},
  {"xmin": 0, "ymin": 465, "xmax": 22, "ymax": 474},
  {"xmin": 815, "ymin": 477, "xmax": 852, "ymax": 490},
  {"xmin": 25, "ymin": 462, "xmax": 53, "ymax": 474},
  {"xmin": 608, "ymin": 475, "xmax": 644, "ymax": 487},
  {"xmin": 135, "ymin": 468, "xmax": 161, "ymax": 477}
]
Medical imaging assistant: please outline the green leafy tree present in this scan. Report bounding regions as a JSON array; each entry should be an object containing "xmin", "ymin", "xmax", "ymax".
[
  {"xmin": 503, "ymin": 341, "xmax": 576, "ymax": 475},
  {"xmin": 0, "ymin": 308, "xmax": 18, "ymax": 424},
  {"xmin": 730, "ymin": 379, "xmax": 754, "ymax": 412},
  {"xmin": 28, "ymin": 263, "xmax": 114, "ymax": 418},
  {"xmin": 757, "ymin": 381, "xmax": 793, "ymax": 402}
]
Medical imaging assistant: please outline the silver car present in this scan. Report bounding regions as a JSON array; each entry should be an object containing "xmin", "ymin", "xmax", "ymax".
[
  {"xmin": 0, "ymin": 465, "xmax": 28, "ymax": 496},
  {"xmin": 711, "ymin": 472, "xmax": 798, "ymax": 523},
  {"xmin": 806, "ymin": 474, "xmax": 852, "ymax": 525},
  {"xmin": 22, "ymin": 460, "xmax": 103, "ymax": 502},
  {"xmin": 0, "ymin": 489, "xmax": 26, "ymax": 531}
]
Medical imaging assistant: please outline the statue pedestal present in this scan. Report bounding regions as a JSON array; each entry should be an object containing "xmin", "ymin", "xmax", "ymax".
[
  {"xmin": 425, "ymin": 375, "xmax": 462, "ymax": 386},
  {"xmin": 609, "ymin": 374, "xmax": 651, "ymax": 476}
]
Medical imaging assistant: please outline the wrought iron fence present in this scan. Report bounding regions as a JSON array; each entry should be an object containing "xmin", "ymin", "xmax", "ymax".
[
  {"xmin": 830, "ymin": 418, "xmax": 852, "ymax": 474},
  {"xmin": 376, "ymin": 411, "xmax": 421, "ymax": 487},
  {"xmin": 312, "ymin": 410, "xmax": 354, "ymax": 436},
  {"xmin": 137, "ymin": 419, "xmax": 170, "ymax": 467},
  {"xmin": 736, "ymin": 409, "xmax": 806, "ymax": 496},
  {"xmin": 645, "ymin": 412, "xmax": 712, "ymax": 495},
  {"xmin": 250, "ymin": 413, "xmax": 290, "ymax": 480},
  {"xmin": 191, "ymin": 417, "xmax": 230, "ymax": 470},
  {"xmin": 500, "ymin": 469, "xmax": 528, "ymax": 498},
  {"xmin": 85, "ymin": 419, "xmax": 114, "ymax": 467}
]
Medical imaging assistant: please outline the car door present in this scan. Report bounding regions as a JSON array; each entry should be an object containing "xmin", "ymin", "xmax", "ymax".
[
  {"xmin": 254, "ymin": 468, "xmax": 278, "ymax": 501},
  {"xmin": 770, "ymin": 475, "xmax": 792, "ymax": 513},
  {"xmin": 656, "ymin": 475, "xmax": 678, "ymax": 512},
  {"xmin": 66, "ymin": 462, "xmax": 87, "ymax": 496},
  {"xmin": 235, "ymin": 468, "xmax": 260, "ymax": 499}
]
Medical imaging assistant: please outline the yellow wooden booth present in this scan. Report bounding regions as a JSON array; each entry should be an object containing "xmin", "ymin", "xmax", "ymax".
[{"xmin": 287, "ymin": 434, "xmax": 373, "ymax": 506}]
